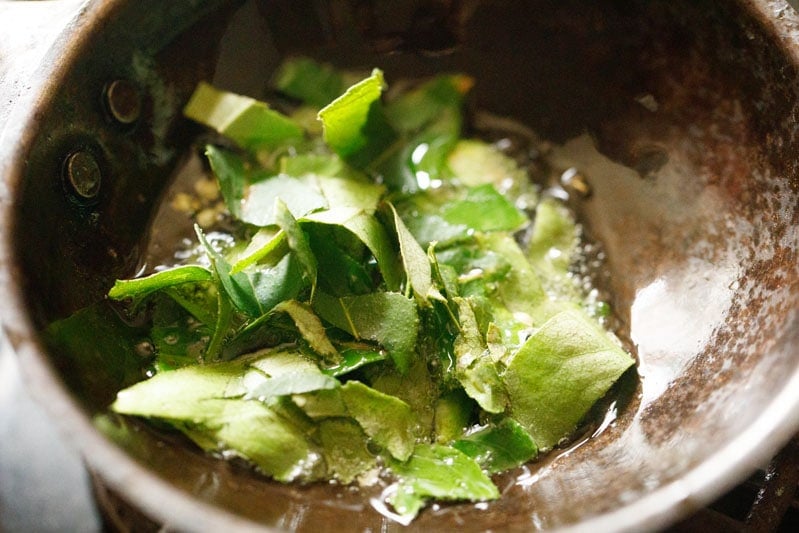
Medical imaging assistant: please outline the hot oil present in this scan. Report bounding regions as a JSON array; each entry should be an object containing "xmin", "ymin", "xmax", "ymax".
[
  {"xmin": 473, "ymin": 109, "xmax": 623, "ymax": 333},
  {"xmin": 138, "ymin": 146, "xmax": 239, "ymax": 274},
  {"xmin": 467, "ymin": 112, "xmax": 639, "ymax": 506},
  {"xmin": 130, "ymin": 97, "xmax": 637, "ymax": 521}
]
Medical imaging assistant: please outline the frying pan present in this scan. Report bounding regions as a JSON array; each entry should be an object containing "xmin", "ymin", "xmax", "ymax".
[{"xmin": 2, "ymin": 0, "xmax": 799, "ymax": 530}]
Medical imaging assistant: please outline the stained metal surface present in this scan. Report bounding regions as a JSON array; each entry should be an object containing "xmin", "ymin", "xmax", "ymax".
[{"xmin": 2, "ymin": 0, "xmax": 799, "ymax": 531}]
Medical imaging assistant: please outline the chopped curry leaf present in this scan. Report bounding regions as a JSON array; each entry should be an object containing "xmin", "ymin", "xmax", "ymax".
[
  {"xmin": 340, "ymin": 381, "xmax": 416, "ymax": 461},
  {"xmin": 205, "ymin": 144, "xmax": 248, "ymax": 219},
  {"xmin": 245, "ymin": 369, "xmax": 340, "ymax": 401},
  {"xmin": 241, "ymin": 174, "xmax": 328, "ymax": 226},
  {"xmin": 184, "ymin": 82, "xmax": 304, "ymax": 150},
  {"xmin": 272, "ymin": 300, "xmax": 338, "ymax": 363},
  {"xmin": 504, "ymin": 309, "xmax": 635, "ymax": 450},
  {"xmin": 389, "ymin": 203, "xmax": 434, "ymax": 304},
  {"xmin": 387, "ymin": 444, "xmax": 499, "ymax": 521},
  {"xmin": 318, "ymin": 69, "xmax": 398, "ymax": 169},
  {"xmin": 274, "ymin": 199, "xmax": 317, "ymax": 298},
  {"xmin": 314, "ymin": 291, "xmax": 418, "ymax": 373},
  {"xmin": 108, "ymin": 265, "xmax": 212, "ymax": 303},
  {"xmin": 317, "ymin": 418, "xmax": 377, "ymax": 484},
  {"xmin": 303, "ymin": 208, "xmax": 403, "ymax": 291},
  {"xmin": 442, "ymin": 183, "xmax": 528, "ymax": 232},
  {"xmin": 453, "ymin": 418, "xmax": 538, "ymax": 473},
  {"xmin": 384, "ymin": 74, "xmax": 473, "ymax": 133},
  {"xmin": 45, "ymin": 59, "xmax": 638, "ymax": 523}
]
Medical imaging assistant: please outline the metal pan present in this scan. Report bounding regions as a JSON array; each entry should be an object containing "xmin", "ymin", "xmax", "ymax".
[{"xmin": 2, "ymin": 0, "xmax": 799, "ymax": 530}]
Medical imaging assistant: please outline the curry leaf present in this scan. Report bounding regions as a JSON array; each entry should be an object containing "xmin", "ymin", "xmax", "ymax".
[
  {"xmin": 527, "ymin": 198, "xmax": 578, "ymax": 270},
  {"xmin": 446, "ymin": 139, "xmax": 530, "ymax": 195},
  {"xmin": 205, "ymin": 144, "xmax": 247, "ymax": 218},
  {"xmin": 405, "ymin": 114, "xmax": 462, "ymax": 184},
  {"xmin": 367, "ymin": 358, "xmax": 438, "ymax": 442},
  {"xmin": 526, "ymin": 198, "xmax": 585, "ymax": 304},
  {"xmin": 184, "ymin": 82, "xmax": 304, "ymax": 150},
  {"xmin": 108, "ymin": 265, "xmax": 212, "ymax": 302},
  {"xmin": 280, "ymin": 152, "xmax": 346, "ymax": 177},
  {"xmin": 247, "ymin": 253, "xmax": 306, "ymax": 315},
  {"xmin": 197, "ymin": 225, "xmax": 305, "ymax": 318},
  {"xmin": 389, "ymin": 203, "xmax": 433, "ymax": 303},
  {"xmin": 248, "ymin": 347, "xmax": 322, "ymax": 377},
  {"xmin": 443, "ymin": 184, "xmax": 528, "ymax": 232},
  {"xmin": 149, "ymin": 296, "xmax": 211, "ymax": 370},
  {"xmin": 453, "ymin": 297, "xmax": 507, "ymax": 413},
  {"xmin": 274, "ymin": 198, "xmax": 317, "ymax": 298},
  {"xmin": 379, "ymin": 74, "xmax": 473, "ymax": 191},
  {"xmin": 313, "ymin": 291, "xmax": 418, "ymax": 373},
  {"xmin": 317, "ymin": 418, "xmax": 377, "ymax": 484},
  {"xmin": 453, "ymin": 418, "xmax": 537, "ymax": 473},
  {"xmin": 387, "ymin": 444, "xmax": 499, "ymax": 522},
  {"xmin": 314, "ymin": 176, "xmax": 385, "ymax": 214},
  {"xmin": 245, "ymin": 370, "xmax": 340, "ymax": 401},
  {"xmin": 304, "ymin": 208, "xmax": 402, "ymax": 291},
  {"xmin": 323, "ymin": 345, "xmax": 387, "ymax": 376},
  {"xmin": 384, "ymin": 74, "xmax": 473, "ymax": 133},
  {"xmin": 241, "ymin": 174, "xmax": 327, "ymax": 227},
  {"xmin": 163, "ymin": 282, "xmax": 218, "ymax": 327},
  {"xmin": 230, "ymin": 227, "xmax": 287, "ymax": 274},
  {"xmin": 393, "ymin": 192, "xmax": 470, "ymax": 247},
  {"xmin": 293, "ymin": 388, "xmax": 349, "ymax": 420},
  {"xmin": 111, "ymin": 357, "xmax": 254, "ymax": 419},
  {"xmin": 340, "ymin": 381, "xmax": 415, "ymax": 461},
  {"xmin": 279, "ymin": 152, "xmax": 369, "ymax": 183},
  {"xmin": 206, "ymin": 285, "xmax": 234, "ymax": 362},
  {"xmin": 504, "ymin": 309, "xmax": 635, "ymax": 450},
  {"xmin": 272, "ymin": 57, "xmax": 350, "ymax": 109},
  {"xmin": 113, "ymin": 362, "xmax": 322, "ymax": 482},
  {"xmin": 306, "ymin": 225, "xmax": 373, "ymax": 296},
  {"xmin": 433, "ymin": 389, "xmax": 474, "ymax": 443},
  {"xmin": 318, "ymin": 69, "xmax": 398, "ymax": 169},
  {"xmin": 198, "ymin": 400, "xmax": 323, "ymax": 482},
  {"xmin": 196, "ymin": 225, "xmax": 262, "ymax": 317},
  {"xmin": 472, "ymin": 233, "xmax": 549, "ymax": 343},
  {"xmin": 273, "ymin": 300, "xmax": 338, "ymax": 362}
]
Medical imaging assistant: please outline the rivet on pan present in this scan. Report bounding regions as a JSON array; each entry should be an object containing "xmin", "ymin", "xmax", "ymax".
[
  {"xmin": 103, "ymin": 79, "xmax": 141, "ymax": 125},
  {"xmin": 64, "ymin": 150, "xmax": 102, "ymax": 200}
]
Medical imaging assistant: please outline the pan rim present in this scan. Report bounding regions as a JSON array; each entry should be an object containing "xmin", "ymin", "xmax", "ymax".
[{"xmin": 1, "ymin": 0, "xmax": 799, "ymax": 531}]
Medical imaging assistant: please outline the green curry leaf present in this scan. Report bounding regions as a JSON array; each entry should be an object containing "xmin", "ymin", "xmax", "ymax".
[
  {"xmin": 184, "ymin": 82, "xmax": 304, "ymax": 150},
  {"xmin": 387, "ymin": 444, "xmax": 499, "ymax": 522},
  {"xmin": 443, "ymin": 184, "xmax": 528, "ymax": 232},
  {"xmin": 273, "ymin": 300, "xmax": 339, "ymax": 362},
  {"xmin": 108, "ymin": 265, "xmax": 212, "ymax": 303},
  {"xmin": 340, "ymin": 381, "xmax": 415, "ymax": 461},
  {"xmin": 318, "ymin": 69, "xmax": 398, "ymax": 169},
  {"xmin": 453, "ymin": 418, "xmax": 538, "ymax": 473},
  {"xmin": 389, "ymin": 203, "xmax": 433, "ymax": 304},
  {"xmin": 314, "ymin": 291, "xmax": 418, "ymax": 373},
  {"xmin": 504, "ymin": 309, "xmax": 635, "ymax": 450}
]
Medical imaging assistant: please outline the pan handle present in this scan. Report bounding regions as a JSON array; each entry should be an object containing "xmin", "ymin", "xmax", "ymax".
[{"xmin": 0, "ymin": 0, "xmax": 87, "ymax": 134}]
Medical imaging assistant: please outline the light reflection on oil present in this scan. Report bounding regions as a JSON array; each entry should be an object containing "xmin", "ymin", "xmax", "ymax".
[{"xmin": 630, "ymin": 259, "xmax": 739, "ymax": 408}]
